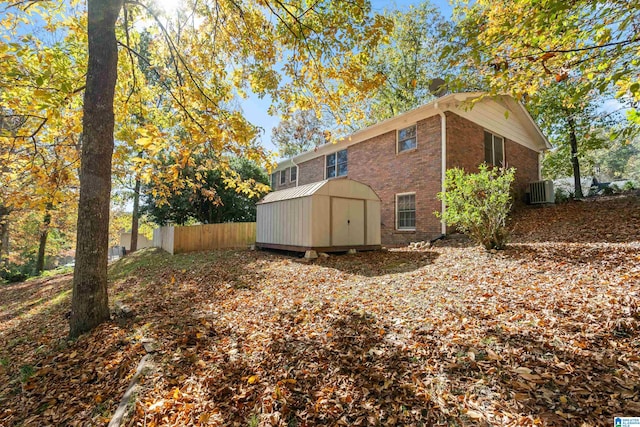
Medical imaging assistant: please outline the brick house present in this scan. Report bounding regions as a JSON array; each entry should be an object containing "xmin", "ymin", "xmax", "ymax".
[{"xmin": 270, "ymin": 93, "xmax": 550, "ymax": 245}]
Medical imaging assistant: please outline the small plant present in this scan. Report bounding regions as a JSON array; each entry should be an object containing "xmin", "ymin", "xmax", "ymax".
[
  {"xmin": 20, "ymin": 364, "xmax": 35, "ymax": 383},
  {"xmin": 436, "ymin": 164, "xmax": 515, "ymax": 250},
  {"xmin": 623, "ymin": 181, "xmax": 636, "ymax": 191},
  {"xmin": 247, "ymin": 414, "xmax": 260, "ymax": 427}
]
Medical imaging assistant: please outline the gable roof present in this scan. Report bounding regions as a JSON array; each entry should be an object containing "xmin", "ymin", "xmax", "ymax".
[{"xmin": 275, "ymin": 93, "xmax": 550, "ymax": 171}]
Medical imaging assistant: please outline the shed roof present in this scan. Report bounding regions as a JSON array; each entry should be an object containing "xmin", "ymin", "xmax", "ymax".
[{"xmin": 258, "ymin": 179, "xmax": 380, "ymax": 204}]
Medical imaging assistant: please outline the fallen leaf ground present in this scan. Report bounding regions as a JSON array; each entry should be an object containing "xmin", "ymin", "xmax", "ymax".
[{"xmin": 1, "ymin": 194, "xmax": 639, "ymax": 426}]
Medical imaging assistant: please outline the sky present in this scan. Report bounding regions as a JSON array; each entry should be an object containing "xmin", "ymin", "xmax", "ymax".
[{"xmin": 243, "ymin": 0, "xmax": 454, "ymax": 156}]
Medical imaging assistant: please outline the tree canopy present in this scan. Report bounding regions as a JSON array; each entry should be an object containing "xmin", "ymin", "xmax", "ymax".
[
  {"xmin": 449, "ymin": 0, "xmax": 639, "ymax": 123},
  {"xmin": 143, "ymin": 157, "xmax": 269, "ymax": 226},
  {"xmin": 362, "ymin": 1, "xmax": 454, "ymax": 122},
  {"xmin": 271, "ymin": 109, "xmax": 327, "ymax": 158}
]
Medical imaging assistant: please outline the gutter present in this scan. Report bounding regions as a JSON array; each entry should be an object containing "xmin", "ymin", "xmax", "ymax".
[{"xmin": 434, "ymin": 103, "xmax": 447, "ymax": 235}]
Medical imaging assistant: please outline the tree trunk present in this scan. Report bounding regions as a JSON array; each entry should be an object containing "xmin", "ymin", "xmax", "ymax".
[
  {"xmin": 0, "ymin": 206, "xmax": 10, "ymax": 265},
  {"xmin": 566, "ymin": 113, "xmax": 584, "ymax": 199},
  {"xmin": 35, "ymin": 207, "xmax": 52, "ymax": 275},
  {"xmin": 70, "ymin": 0, "xmax": 123, "ymax": 338},
  {"xmin": 130, "ymin": 177, "xmax": 140, "ymax": 252}
]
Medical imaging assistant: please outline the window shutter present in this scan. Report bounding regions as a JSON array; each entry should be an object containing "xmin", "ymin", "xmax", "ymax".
[{"xmin": 484, "ymin": 131, "xmax": 493, "ymax": 164}]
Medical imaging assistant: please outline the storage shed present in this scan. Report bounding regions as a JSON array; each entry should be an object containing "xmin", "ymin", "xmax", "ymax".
[{"xmin": 256, "ymin": 179, "xmax": 381, "ymax": 252}]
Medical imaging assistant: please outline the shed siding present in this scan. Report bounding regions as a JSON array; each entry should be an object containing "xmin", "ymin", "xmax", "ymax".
[
  {"xmin": 257, "ymin": 179, "xmax": 380, "ymax": 250},
  {"xmin": 366, "ymin": 200, "xmax": 382, "ymax": 245},
  {"xmin": 257, "ymin": 197, "xmax": 312, "ymax": 247},
  {"xmin": 311, "ymin": 196, "xmax": 331, "ymax": 247}
]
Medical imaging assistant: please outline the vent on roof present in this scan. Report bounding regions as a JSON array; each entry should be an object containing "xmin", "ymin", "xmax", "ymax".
[{"xmin": 529, "ymin": 180, "xmax": 555, "ymax": 204}]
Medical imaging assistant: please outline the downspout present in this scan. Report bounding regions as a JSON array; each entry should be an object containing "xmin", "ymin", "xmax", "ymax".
[
  {"xmin": 290, "ymin": 157, "xmax": 299, "ymax": 187},
  {"xmin": 435, "ymin": 103, "xmax": 447, "ymax": 235}
]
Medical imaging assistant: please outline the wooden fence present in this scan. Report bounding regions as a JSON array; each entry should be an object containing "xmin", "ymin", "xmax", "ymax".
[{"xmin": 153, "ymin": 222, "xmax": 256, "ymax": 255}]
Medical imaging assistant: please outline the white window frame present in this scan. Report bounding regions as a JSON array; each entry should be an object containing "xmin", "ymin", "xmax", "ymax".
[
  {"xmin": 325, "ymin": 149, "xmax": 348, "ymax": 179},
  {"xmin": 280, "ymin": 169, "xmax": 287, "ymax": 185},
  {"xmin": 290, "ymin": 165, "xmax": 297, "ymax": 182},
  {"xmin": 484, "ymin": 131, "xmax": 505, "ymax": 167},
  {"xmin": 397, "ymin": 124, "xmax": 417, "ymax": 153},
  {"xmin": 271, "ymin": 172, "xmax": 277, "ymax": 188},
  {"xmin": 396, "ymin": 192, "xmax": 416, "ymax": 231}
]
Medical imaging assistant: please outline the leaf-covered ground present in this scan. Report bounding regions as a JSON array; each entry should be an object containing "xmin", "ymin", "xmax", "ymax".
[{"xmin": 1, "ymin": 194, "xmax": 639, "ymax": 426}]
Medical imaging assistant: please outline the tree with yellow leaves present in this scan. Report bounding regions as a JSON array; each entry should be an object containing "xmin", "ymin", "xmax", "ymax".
[
  {"xmin": 448, "ymin": 0, "xmax": 639, "ymax": 121},
  {"xmin": 1, "ymin": 0, "xmax": 391, "ymax": 336}
]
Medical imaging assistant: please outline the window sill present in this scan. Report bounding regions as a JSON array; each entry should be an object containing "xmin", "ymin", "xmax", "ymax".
[
  {"xmin": 397, "ymin": 147, "xmax": 418, "ymax": 155},
  {"xmin": 394, "ymin": 229, "xmax": 416, "ymax": 233}
]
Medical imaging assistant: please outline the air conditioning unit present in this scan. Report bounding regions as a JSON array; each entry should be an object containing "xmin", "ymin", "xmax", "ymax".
[{"xmin": 528, "ymin": 180, "xmax": 555, "ymax": 204}]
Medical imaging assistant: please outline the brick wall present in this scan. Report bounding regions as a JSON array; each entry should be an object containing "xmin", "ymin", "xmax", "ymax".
[
  {"xmin": 347, "ymin": 116, "xmax": 443, "ymax": 245},
  {"xmin": 298, "ymin": 156, "xmax": 325, "ymax": 186},
  {"xmin": 506, "ymin": 140, "xmax": 540, "ymax": 204},
  {"xmin": 445, "ymin": 112, "xmax": 485, "ymax": 172},
  {"xmin": 272, "ymin": 169, "xmax": 294, "ymax": 191},
  {"xmin": 445, "ymin": 112, "xmax": 540, "ymax": 204}
]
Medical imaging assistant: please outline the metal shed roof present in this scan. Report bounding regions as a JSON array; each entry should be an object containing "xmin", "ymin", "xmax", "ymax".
[{"xmin": 258, "ymin": 179, "xmax": 380, "ymax": 205}]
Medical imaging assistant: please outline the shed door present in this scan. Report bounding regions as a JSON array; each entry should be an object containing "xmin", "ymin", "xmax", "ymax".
[{"xmin": 331, "ymin": 197, "xmax": 365, "ymax": 247}]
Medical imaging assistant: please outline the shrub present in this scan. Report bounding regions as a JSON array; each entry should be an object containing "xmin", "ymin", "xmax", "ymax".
[
  {"xmin": 436, "ymin": 164, "xmax": 516, "ymax": 250},
  {"xmin": 623, "ymin": 181, "xmax": 636, "ymax": 191},
  {"xmin": 555, "ymin": 188, "xmax": 573, "ymax": 203},
  {"xmin": 603, "ymin": 183, "xmax": 620, "ymax": 195},
  {"xmin": 0, "ymin": 263, "xmax": 30, "ymax": 284}
]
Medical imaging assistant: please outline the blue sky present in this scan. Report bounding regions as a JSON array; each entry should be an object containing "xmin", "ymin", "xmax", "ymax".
[{"xmin": 245, "ymin": 0, "xmax": 454, "ymax": 155}]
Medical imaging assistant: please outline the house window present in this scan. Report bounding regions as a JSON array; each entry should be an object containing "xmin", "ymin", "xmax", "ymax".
[
  {"xmin": 280, "ymin": 169, "xmax": 287, "ymax": 185},
  {"xmin": 396, "ymin": 193, "xmax": 416, "ymax": 230},
  {"xmin": 326, "ymin": 149, "xmax": 348, "ymax": 178},
  {"xmin": 290, "ymin": 166, "xmax": 297, "ymax": 182},
  {"xmin": 484, "ymin": 131, "xmax": 505, "ymax": 166},
  {"xmin": 271, "ymin": 172, "xmax": 277, "ymax": 188},
  {"xmin": 397, "ymin": 124, "xmax": 417, "ymax": 153}
]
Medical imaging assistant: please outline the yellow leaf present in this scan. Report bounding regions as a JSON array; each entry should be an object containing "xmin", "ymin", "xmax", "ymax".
[
  {"xmin": 135, "ymin": 136, "xmax": 154, "ymax": 148},
  {"xmin": 247, "ymin": 375, "xmax": 259, "ymax": 384},
  {"xmin": 466, "ymin": 409, "xmax": 483, "ymax": 419}
]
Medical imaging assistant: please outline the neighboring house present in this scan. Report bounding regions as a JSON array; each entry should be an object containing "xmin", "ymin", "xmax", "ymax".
[
  {"xmin": 553, "ymin": 176, "xmax": 597, "ymax": 198},
  {"xmin": 271, "ymin": 93, "xmax": 551, "ymax": 245}
]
